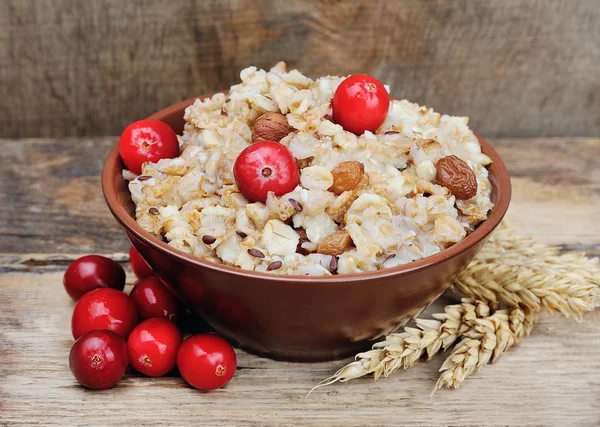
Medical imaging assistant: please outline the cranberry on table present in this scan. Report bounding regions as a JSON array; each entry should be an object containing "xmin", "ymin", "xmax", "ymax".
[
  {"xmin": 233, "ymin": 141, "xmax": 299, "ymax": 203},
  {"xmin": 177, "ymin": 334, "xmax": 237, "ymax": 391},
  {"xmin": 127, "ymin": 318, "xmax": 182, "ymax": 377},
  {"xmin": 130, "ymin": 276, "xmax": 183, "ymax": 322},
  {"xmin": 63, "ymin": 255, "xmax": 125, "ymax": 301},
  {"xmin": 332, "ymin": 74, "xmax": 390, "ymax": 135},
  {"xmin": 72, "ymin": 288, "xmax": 139, "ymax": 340},
  {"xmin": 69, "ymin": 330, "xmax": 129, "ymax": 390},
  {"xmin": 129, "ymin": 246, "xmax": 153, "ymax": 280},
  {"xmin": 119, "ymin": 119, "xmax": 179, "ymax": 174}
]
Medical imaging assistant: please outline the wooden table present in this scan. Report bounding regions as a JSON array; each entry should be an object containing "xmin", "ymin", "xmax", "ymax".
[{"xmin": 1, "ymin": 137, "xmax": 599, "ymax": 426}]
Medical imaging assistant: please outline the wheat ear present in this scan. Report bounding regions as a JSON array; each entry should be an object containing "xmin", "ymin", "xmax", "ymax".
[
  {"xmin": 311, "ymin": 299, "xmax": 492, "ymax": 391},
  {"xmin": 455, "ymin": 226, "xmax": 600, "ymax": 319},
  {"xmin": 434, "ymin": 307, "xmax": 538, "ymax": 391},
  {"xmin": 316, "ymin": 223, "xmax": 599, "ymax": 393}
]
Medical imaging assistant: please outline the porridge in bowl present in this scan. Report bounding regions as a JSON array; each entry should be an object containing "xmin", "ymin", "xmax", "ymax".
[{"xmin": 127, "ymin": 62, "xmax": 493, "ymax": 276}]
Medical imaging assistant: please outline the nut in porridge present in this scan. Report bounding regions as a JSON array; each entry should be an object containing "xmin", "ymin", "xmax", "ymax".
[{"xmin": 252, "ymin": 112, "xmax": 292, "ymax": 143}]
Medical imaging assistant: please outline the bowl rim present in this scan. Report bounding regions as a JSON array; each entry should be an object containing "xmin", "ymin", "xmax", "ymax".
[{"xmin": 102, "ymin": 95, "xmax": 511, "ymax": 285}]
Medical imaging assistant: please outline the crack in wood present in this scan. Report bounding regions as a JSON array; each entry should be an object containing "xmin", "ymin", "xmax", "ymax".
[
  {"xmin": 0, "ymin": 253, "xmax": 129, "ymax": 273},
  {"xmin": 557, "ymin": 244, "xmax": 600, "ymax": 256},
  {"xmin": 1, "ymin": 245, "xmax": 598, "ymax": 274}
]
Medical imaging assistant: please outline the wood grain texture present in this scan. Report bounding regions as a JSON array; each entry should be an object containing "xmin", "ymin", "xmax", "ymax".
[
  {"xmin": 1, "ymin": 0, "xmax": 598, "ymax": 139},
  {"xmin": 0, "ymin": 274, "xmax": 598, "ymax": 426},
  {"xmin": 496, "ymin": 137, "xmax": 600, "ymax": 250},
  {"xmin": 0, "ymin": 138, "xmax": 124, "ymax": 258},
  {"xmin": 2, "ymin": 137, "xmax": 599, "ymax": 263}
]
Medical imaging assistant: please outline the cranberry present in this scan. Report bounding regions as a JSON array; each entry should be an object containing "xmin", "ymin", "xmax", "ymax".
[
  {"xmin": 130, "ymin": 276, "xmax": 183, "ymax": 322},
  {"xmin": 233, "ymin": 141, "xmax": 299, "ymax": 203},
  {"xmin": 69, "ymin": 330, "xmax": 129, "ymax": 390},
  {"xmin": 72, "ymin": 288, "xmax": 139, "ymax": 340},
  {"xmin": 129, "ymin": 246, "xmax": 153, "ymax": 280},
  {"xmin": 332, "ymin": 74, "xmax": 390, "ymax": 135},
  {"xmin": 177, "ymin": 334, "xmax": 237, "ymax": 391},
  {"xmin": 127, "ymin": 318, "xmax": 182, "ymax": 377},
  {"xmin": 119, "ymin": 119, "xmax": 179, "ymax": 174},
  {"xmin": 63, "ymin": 255, "xmax": 125, "ymax": 301}
]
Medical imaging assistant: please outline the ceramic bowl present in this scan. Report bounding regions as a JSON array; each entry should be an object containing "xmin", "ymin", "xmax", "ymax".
[{"xmin": 102, "ymin": 95, "xmax": 511, "ymax": 361}]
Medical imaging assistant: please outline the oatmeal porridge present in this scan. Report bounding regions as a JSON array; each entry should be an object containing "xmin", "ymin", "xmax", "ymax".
[{"xmin": 127, "ymin": 62, "xmax": 493, "ymax": 275}]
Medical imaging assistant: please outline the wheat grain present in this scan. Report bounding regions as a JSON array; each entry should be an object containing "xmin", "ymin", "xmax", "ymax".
[
  {"xmin": 317, "ymin": 223, "xmax": 599, "ymax": 393},
  {"xmin": 312, "ymin": 299, "xmax": 492, "ymax": 389},
  {"xmin": 434, "ymin": 306, "xmax": 538, "ymax": 391},
  {"xmin": 454, "ymin": 225, "xmax": 600, "ymax": 320}
]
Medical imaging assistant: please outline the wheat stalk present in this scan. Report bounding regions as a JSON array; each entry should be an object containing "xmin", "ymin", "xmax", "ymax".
[
  {"xmin": 434, "ymin": 306, "xmax": 538, "ymax": 391},
  {"xmin": 311, "ymin": 299, "xmax": 491, "ymax": 390},
  {"xmin": 316, "ymin": 223, "xmax": 599, "ymax": 393},
  {"xmin": 454, "ymin": 226, "xmax": 600, "ymax": 320}
]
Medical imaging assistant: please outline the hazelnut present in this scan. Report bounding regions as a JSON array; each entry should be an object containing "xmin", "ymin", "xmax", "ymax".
[{"xmin": 252, "ymin": 112, "xmax": 292, "ymax": 143}]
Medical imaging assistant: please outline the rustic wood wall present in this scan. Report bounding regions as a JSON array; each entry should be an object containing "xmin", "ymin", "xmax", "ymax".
[{"xmin": 1, "ymin": 0, "xmax": 598, "ymax": 139}]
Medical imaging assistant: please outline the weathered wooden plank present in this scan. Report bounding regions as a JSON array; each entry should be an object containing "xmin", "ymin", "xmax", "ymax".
[
  {"xmin": 2, "ymin": 137, "xmax": 599, "ymax": 261},
  {"xmin": 0, "ymin": 272, "xmax": 598, "ymax": 426},
  {"xmin": 0, "ymin": 138, "xmax": 126, "ymax": 256},
  {"xmin": 0, "ymin": 0, "xmax": 598, "ymax": 139},
  {"xmin": 496, "ymin": 138, "xmax": 600, "ymax": 247},
  {"xmin": 0, "ymin": 253, "xmax": 129, "ymax": 274}
]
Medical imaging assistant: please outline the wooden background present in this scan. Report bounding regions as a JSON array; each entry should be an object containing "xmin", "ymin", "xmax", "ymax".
[
  {"xmin": 2, "ymin": 2, "xmax": 599, "ymax": 423},
  {"xmin": 1, "ymin": 0, "xmax": 599, "ymax": 139}
]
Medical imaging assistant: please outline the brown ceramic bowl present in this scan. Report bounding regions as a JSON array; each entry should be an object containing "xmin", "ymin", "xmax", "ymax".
[{"xmin": 102, "ymin": 94, "xmax": 511, "ymax": 362}]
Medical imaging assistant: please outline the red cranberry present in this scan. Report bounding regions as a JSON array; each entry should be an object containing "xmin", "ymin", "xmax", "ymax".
[
  {"xmin": 129, "ymin": 246, "xmax": 153, "ymax": 280},
  {"xmin": 233, "ymin": 141, "xmax": 299, "ymax": 203},
  {"xmin": 71, "ymin": 288, "xmax": 138, "ymax": 340},
  {"xmin": 130, "ymin": 276, "xmax": 183, "ymax": 322},
  {"xmin": 119, "ymin": 119, "xmax": 179, "ymax": 174},
  {"xmin": 177, "ymin": 334, "xmax": 237, "ymax": 391},
  {"xmin": 332, "ymin": 74, "xmax": 390, "ymax": 135},
  {"xmin": 127, "ymin": 318, "xmax": 182, "ymax": 377},
  {"xmin": 63, "ymin": 255, "xmax": 125, "ymax": 301},
  {"xmin": 69, "ymin": 330, "xmax": 129, "ymax": 390}
]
